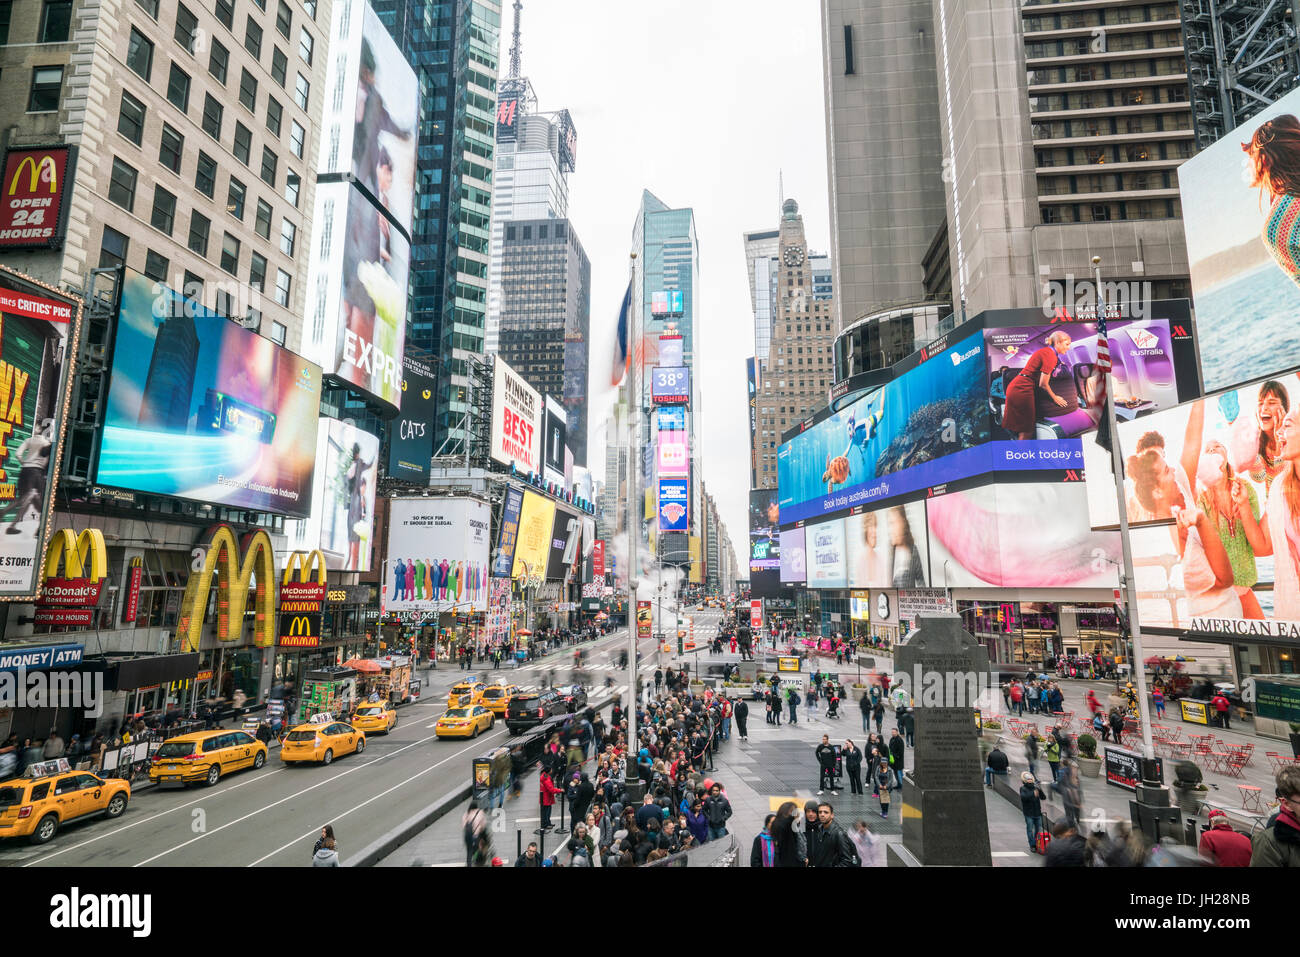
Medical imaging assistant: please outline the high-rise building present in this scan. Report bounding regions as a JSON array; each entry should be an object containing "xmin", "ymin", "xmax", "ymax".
[
  {"xmin": 743, "ymin": 229, "xmax": 780, "ymax": 364},
  {"xmin": 752, "ymin": 199, "xmax": 837, "ymax": 490},
  {"xmin": 820, "ymin": 0, "xmax": 948, "ymax": 332},
  {"xmin": 932, "ymin": 0, "xmax": 1195, "ymax": 313},
  {"xmin": 485, "ymin": 2, "xmax": 576, "ymax": 355},
  {"xmin": 373, "ymin": 0, "xmax": 501, "ymax": 453},
  {"xmin": 497, "ymin": 217, "xmax": 591, "ymax": 464}
]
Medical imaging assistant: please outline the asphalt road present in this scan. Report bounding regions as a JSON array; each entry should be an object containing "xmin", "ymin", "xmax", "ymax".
[{"xmin": 0, "ymin": 621, "xmax": 681, "ymax": 868}]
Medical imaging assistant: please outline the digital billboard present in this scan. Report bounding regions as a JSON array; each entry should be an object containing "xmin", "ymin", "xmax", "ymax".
[
  {"xmin": 657, "ymin": 406, "xmax": 686, "ymax": 431},
  {"xmin": 926, "ymin": 481, "xmax": 1119, "ymax": 588},
  {"xmin": 543, "ymin": 396, "xmax": 567, "ymax": 488},
  {"xmin": 0, "ymin": 145, "xmax": 76, "ymax": 249},
  {"xmin": 651, "ymin": 366, "xmax": 690, "ymax": 405},
  {"xmin": 650, "ymin": 290, "xmax": 684, "ymax": 316},
  {"xmin": 657, "ymin": 430, "xmax": 689, "ymax": 476},
  {"xmin": 844, "ymin": 500, "xmax": 930, "ymax": 588},
  {"xmin": 807, "ymin": 518, "xmax": 848, "ymax": 589},
  {"xmin": 491, "ymin": 356, "xmax": 543, "ymax": 475},
  {"xmin": 320, "ymin": 0, "xmax": 419, "ymax": 236},
  {"xmin": 387, "ymin": 352, "xmax": 436, "ymax": 485},
  {"xmin": 492, "ymin": 487, "xmax": 524, "ymax": 578},
  {"xmin": 1178, "ymin": 85, "xmax": 1300, "ymax": 391},
  {"xmin": 0, "ymin": 270, "xmax": 79, "ymax": 599},
  {"xmin": 659, "ymin": 336, "xmax": 684, "ymax": 369},
  {"xmin": 777, "ymin": 331, "xmax": 991, "ymax": 525},
  {"xmin": 284, "ymin": 418, "xmax": 380, "ymax": 571},
  {"xmin": 658, "ymin": 478, "xmax": 689, "ymax": 532},
  {"xmin": 385, "ymin": 498, "xmax": 490, "ymax": 613},
  {"xmin": 512, "ymin": 490, "xmax": 554, "ymax": 585},
  {"xmin": 302, "ymin": 181, "xmax": 410, "ymax": 410},
  {"xmin": 98, "ymin": 274, "xmax": 322, "ymax": 517},
  {"xmin": 779, "ymin": 527, "xmax": 806, "ymax": 584},
  {"xmin": 547, "ymin": 504, "xmax": 581, "ymax": 581},
  {"xmin": 986, "ymin": 315, "xmax": 1190, "ymax": 442},
  {"xmin": 850, "ymin": 590, "xmax": 870, "ymax": 621},
  {"xmin": 747, "ymin": 357, "xmax": 758, "ymax": 487},
  {"xmin": 1114, "ymin": 371, "xmax": 1300, "ymax": 635},
  {"xmin": 749, "ymin": 489, "xmax": 782, "ymax": 596}
]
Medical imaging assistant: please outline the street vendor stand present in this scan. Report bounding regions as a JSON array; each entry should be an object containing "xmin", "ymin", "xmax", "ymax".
[
  {"xmin": 299, "ymin": 665, "xmax": 357, "ymax": 722},
  {"xmin": 344, "ymin": 656, "xmax": 413, "ymax": 705}
]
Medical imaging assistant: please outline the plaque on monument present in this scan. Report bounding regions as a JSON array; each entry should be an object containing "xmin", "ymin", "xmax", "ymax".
[{"xmin": 888, "ymin": 613, "xmax": 993, "ymax": 867}]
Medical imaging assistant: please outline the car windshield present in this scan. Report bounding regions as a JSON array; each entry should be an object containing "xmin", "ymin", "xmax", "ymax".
[
  {"xmin": 286, "ymin": 730, "xmax": 318, "ymax": 742},
  {"xmin": 451, "ymin": 686, "xmax": 471, "ymax": 694},
  {"xmin": 445, "ymin": 709, "xmax": 471, "ymax": 718},
  {"xmin": 482, "ymin": 689, "xmax": 504, "ymax": 698},
  {"xmin": 154, "ymin": 742, "xmax": 196, "ymax": 758},
  {"xmin": 356, "ymin": 707, "xmax": 381, "ymax": 716}
]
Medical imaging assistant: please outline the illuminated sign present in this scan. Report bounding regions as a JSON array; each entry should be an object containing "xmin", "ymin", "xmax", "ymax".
[
  {"xmin": 124, "ymin": 558, "xmax": 142, "ymax": 624},
  {"xmin": 34, "ymin": 528, "xmax": 108, "ymax": 627},
  {"xmin": 650, "ymin": 290, "xmax": 684, "ymax": 316},
  {"xmin": 176, "ymin": 525, "xmax": 276, "ymax": 652},
  {"xmin": 658, "ymin": 336, "xmax": 684, "ymax": 369},
  {"xmin": 657, "ymin": 431, "xmax": 689, "ymax": 476},
  {"xmin": 658, "ymin": 478, "xmax": 689, "ymax": 532},
  {"xmin": 657, "ymin": 406, "xmax": 686, "ymax": 431},
  {"xmin": 490, "ymin": 356, "xmax": 542, "ymax": 474},
  {"xmin": 496, "ymin": 96, "xmax": 520, "ymax": 140},
  {"xmin": 651, "ymin": 366, "xmax": 690, "ymax": 405},
  {"xmin": 777, "ymin": 656, "xmax": 801, "ymax": 673},
  {"xmin": 0, "ymin": 146, "xmax": 75, "ymax": 248},
  {"xmin": 278, "ymin": 611, "xmax": 322, "ymax": 647}
]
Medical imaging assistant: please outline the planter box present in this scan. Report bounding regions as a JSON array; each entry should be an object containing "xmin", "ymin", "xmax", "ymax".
[{"xmin": 1078, "ymin": 756, "xmax": 1103, "ymax": 778}]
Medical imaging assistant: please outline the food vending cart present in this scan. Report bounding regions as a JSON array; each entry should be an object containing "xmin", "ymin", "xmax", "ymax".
[{"xmin": 298, "ymin": 666, "xmax": 357, "ymax": 722}]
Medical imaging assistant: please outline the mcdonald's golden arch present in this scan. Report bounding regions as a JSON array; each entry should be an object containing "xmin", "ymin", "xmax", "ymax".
[
  {"xmin": 176, "ymin": 524, "xmax": 276, "ymax": 652},
  {"xmin": 0, "ymin": 146, "xmax": 71, "ymax": 247}
]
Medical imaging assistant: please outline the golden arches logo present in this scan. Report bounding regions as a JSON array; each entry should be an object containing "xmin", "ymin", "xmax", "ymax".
[
  {"xmin": 176, "ymin": 525, "xmax": 276, "ymax": 653},
  {"xmin": 42, "ymin": 528, "xmax": 108, "ymax": 582},
  {"xmin": 282, "ymin": 549, "xmax": 326, "ymax": 586},
  {"xmin": 286, "ymin": 615, "xmax": 312, "ymax": 637},
  {"xmin": 9, "ymin": 154, "xmax": 58, "ymax": 196}
]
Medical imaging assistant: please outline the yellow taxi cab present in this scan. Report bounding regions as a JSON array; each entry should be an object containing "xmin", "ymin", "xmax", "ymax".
[
  {"xmin": 479, "ymin": 682, "xmax": 520, "ymax": 717},
  {"xmin": 280, "ymin": 719, "xmax": 365, "ymax": 765},
  {"xmin": 434, "ymin": 705, "xmax": 495, "ymax": 739},
  {"xmin": 0, "ymin": 761, "xmax": 130, "ymax": 845},
  {"xmin": 350, "ymin": 702, "xmax": 398, "ymax": 735},
  {"xmin": 447, "ymin": 680, "xmax": 485, "ymax": 709},
  {"xmin": 149, "ymin": 729, "xmax": 268, "ymax": 787}
]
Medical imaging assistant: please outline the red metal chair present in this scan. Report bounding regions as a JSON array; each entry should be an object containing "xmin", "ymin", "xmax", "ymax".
[
  {"xmin": 1267, "ymin": 752, "xmax": 1288, "ymax": 772},
  {"xmin": 1220, "ymin": 752, "xmax": 1247, "ymax": 778},
  {"xmin": 1239, "ymin": 784, "xmax": 1264, "ymax": 813}
]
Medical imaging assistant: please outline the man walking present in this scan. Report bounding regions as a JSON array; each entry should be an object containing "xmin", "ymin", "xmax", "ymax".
[
  {"xmin": 1019, "ymin": 772, "xmax": 1047, "ymax": 854},
  {"xmin": 1211, "ymin": 690, "xmax": 1232, "ymax": 730},
  {"xmin": 889, "ymin": 729, "xmax": 905, "ymax": 790},
  {"xmin": 859, "ymin": 692, "xmax": 872, "ymax": 734},
  {"xmin": 787, "ymin": 686, "xmax": 801, "ymax": 726},
  {"xmin": 816, "ymin": 734, "xmax": 838, "ymax": 795},
  {"xmin": 809, "ymin": 803, "xmax": 858, "ymax": 867},
  {"xmin": 702, "ymin": 783, "xmax": 732, "ymax": 841},
  {"xmin": 734, "ymin": 697, "xmax": 749, "ymax": 741},
  {"xmin": 770, "ymin": 689, "xmax": 783, "ymax": 726}
]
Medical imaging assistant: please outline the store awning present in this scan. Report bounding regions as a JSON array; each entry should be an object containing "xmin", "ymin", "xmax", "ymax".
[
  {"xmin": 105, "ymin": 653, "xmax": 201, "ymax": 691},
  {"xmin": 342, "ymin": 658, "xmax": 383, "ymax": 674}
]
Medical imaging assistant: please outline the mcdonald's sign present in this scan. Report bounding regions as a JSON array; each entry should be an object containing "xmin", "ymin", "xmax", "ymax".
[
  {"xmin": 0, "ymin": 146, "xmax": 74, "ymax": 249},
  {"xmin": 33, "ymin": 528, "xmax": 108, "ymax": 627},
  {"xmin": 280, "ymin": 549, "xmax": 327, "ymax": 604},
  {"xmin": 278, "ymin": 611, "xmax": 321, "ymax": 647},
  {"xmin": 176, "ymin": 525, "xmax": 276, "ymax": 652}
]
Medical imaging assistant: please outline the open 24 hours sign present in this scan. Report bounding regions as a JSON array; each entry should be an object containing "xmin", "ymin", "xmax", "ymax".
[{"xmin": 0, "ymin": 146, "xmax": 76, "ymax": 248}]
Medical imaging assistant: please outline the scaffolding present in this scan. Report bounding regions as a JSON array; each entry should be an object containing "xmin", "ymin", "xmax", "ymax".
[{"xmin": 1183, "ymin": 0, "xmax": 1300, "ymax": 148}]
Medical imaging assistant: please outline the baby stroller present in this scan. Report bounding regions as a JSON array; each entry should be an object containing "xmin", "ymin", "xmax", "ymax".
[{"xmin": 825, "ymin": 692, "xmax": 841, "ymax": 719}]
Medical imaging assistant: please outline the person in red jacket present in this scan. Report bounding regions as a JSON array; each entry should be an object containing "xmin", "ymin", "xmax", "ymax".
[
  {"xmin": 539, "ymin": 770, "xmax": 561, "ymax": 831},
  {"xmin": 1211, "ymin": 692, "xmax": 1232, "ymax": 730},
  {"xmin": 1199, "ymin": 809, "xmax": 1252, "ymax": 866}
]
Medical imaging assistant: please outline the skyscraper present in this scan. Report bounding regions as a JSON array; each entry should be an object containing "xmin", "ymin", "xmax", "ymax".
[
  {"xmin": 497, "ymin": 217, "xmax": 591, "ymax": 464},
  {"xmin": 372, "ymin": 0, "xmax": 501, "ymax": 454}
]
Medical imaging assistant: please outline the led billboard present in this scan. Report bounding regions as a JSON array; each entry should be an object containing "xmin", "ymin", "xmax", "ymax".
[
  {"xmin": 779, "ymin": 527, "xmax": 806, "ymax": 584},
  {"xmin": 749, "ymin": 489, "xmax": 782, "ymax": 596},
  {"xmin": 98, "ymin": 274, "xmax": 322, "ymax": 517},
  {"xmin": 387, "ymin": 352, "xmax": 436, "ymax": 485},
  {"xmin": 512, "ymin": 490, "xmax": 554, "ymax": 585},
  {"xmin": 844, "ymin": 500, "xmax": 930, "ymax": 588},
  {"xmin": 658, "ymin": 478, "xmax": 689, "ymax": 532},
  {"xmin": 657, "ymin": 406, "xmax": 686, "ymax": 431},
  {"xmin": 0, "ymin": 270, "xmax": 79, "ymax": 599},
  {"xmin": 806, "ymin": 517, "xmax": 848, "ymax": 589},
  {"xmin": 385, "ymin": 498, "xmax": 490, "ymax": 613},
  {"xmin": 302, "ymin": 181, "xmax": 409, "ymax": 410},
  {"xmin": 284, "ymin": 418, "xmax": 380, "ymax": 571},
  {"xmin": 659, "ymin": 336, "xmax": 684, "ymax": 369},
  {"xmin": 491, "ymin": 356, "xmax": 543, "ymax": 475},
  {"xmin": 0, "ymin": 145, "xmax": 76, "ymax": 249},
  {"xmin": 651, "ymin": 290, "xmax": 684, "ymax": 316},
  {"xmin": 778, "ymin": 331, "xmax": 991, "ymax": 525},
  {"xmin": 651, "ymin": 366, "xmax": 690, "ymax": 405},
  {"xmin": 546, "ymin": 504, "xmax": 581, "ymax": 581},
  {"xmin": 1178, "ymin": 85, "xmax": 1300, "ymax": 391},
  {"xmin": 543, "ymin": 396, "xmax": 567, "ymax": 488},
  {"xmin": 926, "ymin": 481, "xmax": 1119, "ymax": 588},
  {"xmin": 492, "ymin": 487, "xmax": 524, "ymax": 578},
  {"xmin": 1115, "ymin": 371, "xmax": 1300, "ymax": 634},
  {"xmin": 657, "ymin": 430, "xmax": 689, "ymax": 476},
  {"xmin": 320, "ymin": 0, "xmax": 419, "ymax": 236}
]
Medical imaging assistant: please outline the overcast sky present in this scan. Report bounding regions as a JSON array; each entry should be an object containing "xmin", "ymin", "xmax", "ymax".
[{"xmin": 500, "ymin": 0, "xmax": 831, "ymax": 563}]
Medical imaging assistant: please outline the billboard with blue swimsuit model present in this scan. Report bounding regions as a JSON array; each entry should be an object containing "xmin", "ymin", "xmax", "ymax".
[{"xmin": 97, "ymin": 274, "xmax": 322, "ymax": 517}]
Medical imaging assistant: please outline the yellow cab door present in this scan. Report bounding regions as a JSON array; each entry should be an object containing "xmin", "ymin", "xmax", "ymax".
[
  {"xmin": 51, "ymin": 773, "xmax": 87, "ymax": 820},
  {"xmin": 231, "ymin": 731, "xmax": 255, "ymax": 769},
  {"xmin": 76, "ymin": 773, "xmax": 109, "ymax": 815},
  {"xmin": 206, "ymin": 733, "xmax": 234, "ymax": 773}
]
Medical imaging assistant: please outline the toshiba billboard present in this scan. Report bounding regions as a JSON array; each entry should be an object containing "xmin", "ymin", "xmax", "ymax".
[{"xmin": 490, "ymin": 356, "xmax": 542, "ymax": 475}]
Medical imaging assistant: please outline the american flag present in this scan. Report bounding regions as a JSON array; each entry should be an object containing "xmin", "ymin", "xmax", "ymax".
[{"xmin": 1094, "ymin": 311, "xmax": 1112, "ymax": 451}]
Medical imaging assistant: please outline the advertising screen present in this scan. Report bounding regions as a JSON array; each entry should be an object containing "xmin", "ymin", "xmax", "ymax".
[
  {"xmin": 659, "ymin": 336, "xmax": 684, "ymax": 369},
  {"xmin": 1178, "ymin": 85, "xmax": 1300, "ymax": 391},
  {"xmin": 926, "ymin": 482, "xmax": 1120, "ymax": 588},
  {"xmin": 492, "ymin": 487, "xmax": 524, "ymax": 578},
  {"xmin": 284, "ymin": 419, "xmax": 380, "ymax": 571},
  {"xmin": 302, "ymin": 181, "xmax": 409, "ymax": 410},
  {"xmin": 986, "ymin": 316, "xmax": 1188, "ymax": 441},
  {"xmin": 512, "ymin": 490, "xmax": 555, "ymax": 585},
  {"xmin": 806, "ymin": 518, "xmax": 848, "ymax": 589},
  {"xmin": 384, "ymin": 498, "xmax": 490, "ymax": 613},
  {"xmin": 543, "ymin": 396, "xmax": 567, "ymax": 488},
  {"xmin": 0, "ymin": 271, "xmax": 78, "ymax": 599},
  {"xmin": 657, "ymin": 406, "xmax": 686, "ymax": 431},
  {"xmin": 387, "ymin": 352, "xmax": 436, "ymax": 485},
  {"xmin": 844, "ymin": 500, "xmax": 931, "ymax": 588},
  {"xmin": 778, "ymin": 331, "xmax": 991, "ymax": 525},
  {"xmin": 0, "ymin": 146, "xmax": 76, "ymax": 249},
  {"xmin": 98, "ymin": 274, "xmax": 322, "ymax": 516},
  {"xmin": 747, "ymin": 356, "xmax": 758, "ymax": 487},
  {"xmin": 779, "ymin": 527, "xmax": 806, "ymax": 584},
  {"xmin": 490, "ymin": 356, "xmax": 543, "ymax": 474},
  {"xmin": 547, "ymin": 505, "xmax": 581, "ymax": 580},
  {"xmin": 319, "ymin": 1, "xmax": 419, "ymax": 236},
  {"xmin": 651, "ymin": 366, "xmax": 690, "ymax": 405},
  {"xmin": 496, "ymin": 95, "xmax": 520, "ymax": 143},
  {"xmin": 657, "ymin": 430, "xmax": 689, "ymax": 476},
  {"xmin": 850, "ymin": 590, "xmax": 870, "ymax": 621},
  {"xmin": 658, "ymin": 478, "xmax": 689, "ymax": 532},
  {"xmin": 1115, "ymin": 372, "xmax": 1300, "ymax": 635},
  {"xmin": 749, "ymin": 489, "xmax": 781, "ymax": 597}
]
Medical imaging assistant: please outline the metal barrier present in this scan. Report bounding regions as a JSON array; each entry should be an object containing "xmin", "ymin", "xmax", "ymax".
[{"xmin": 643, "ymin": 833, "xmax": 741, "ymax": 867}]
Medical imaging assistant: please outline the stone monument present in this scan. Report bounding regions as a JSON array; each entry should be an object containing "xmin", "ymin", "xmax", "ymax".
[{"xmin": 887, "ymin": 613, "xmax": 993, "ymax": 867}]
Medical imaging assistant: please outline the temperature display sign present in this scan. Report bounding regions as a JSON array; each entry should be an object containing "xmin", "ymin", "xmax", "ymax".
[{"xmin": 651, "ymin": 366, "xmax": 690, "ymax": 405}]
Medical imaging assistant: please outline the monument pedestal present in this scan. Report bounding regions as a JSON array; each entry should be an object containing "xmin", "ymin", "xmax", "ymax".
[{"xmin": 897, "ymin": 771, "xmax": 992, "ymax": 866}]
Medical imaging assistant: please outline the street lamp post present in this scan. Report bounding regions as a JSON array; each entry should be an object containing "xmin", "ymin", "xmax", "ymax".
[{"xmin": 623, "ymin": 250, "xmax": 644, "ymax": 801}]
